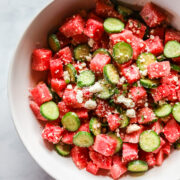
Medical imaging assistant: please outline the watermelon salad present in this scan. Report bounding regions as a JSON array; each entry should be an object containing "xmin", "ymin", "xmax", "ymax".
[{"xmin": 29, "ymin": 0, "xmax": 180, "ymax": 179}]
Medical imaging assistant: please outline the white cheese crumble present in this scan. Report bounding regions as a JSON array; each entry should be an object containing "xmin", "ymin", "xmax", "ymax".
[
  {"xmin": 88, "ymin": 38, "xmax": 95, "ymax": 47},
  {"xmin": 89, "ymin": 82, "xmax": 103, "ymax": 93},
  {"xmin": 84, "ymin": 99, "xmax": 97, "ymax": 110},
  {"xmin": 126, "ymin": 124, "xmax": 141, "ymax": 134},
  {"xmin": 140, "ymin": 69, "xmax": 148, "ymax": 76},
  {"xmin": 76, "ymin": 90, "xmax": 83, "ymax": 103},
  {"xmin": 63, "ymin": 71, "xmax": 70, "ymax": 82},
  {"xmin": 117, "ymin": 95, "xmax": 135, "ymax": 108},
  {"xmin": 126, "ymin": 109, "xmax": 136, "ymax": 118},
  {"xmin": 119, "ymin": 76, "xmax": 126, "ymax": 84},
  {"xmin": 67, "ymin": 84, "xmax": 72, "ymax": 89}
]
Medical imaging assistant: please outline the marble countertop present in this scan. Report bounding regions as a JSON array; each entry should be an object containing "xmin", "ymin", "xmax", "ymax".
[{"xmin": 0, "ymin": 0, "xmax": 53, "ymax": 179}]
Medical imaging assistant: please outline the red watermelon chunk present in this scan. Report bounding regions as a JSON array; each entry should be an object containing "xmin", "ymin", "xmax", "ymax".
[
  {"xmin": 150, "ymin": 26, "xmax": 165, "ymax": 40},
  {"xmin": 71, "ymin": 34, "xmax": 88, "ymax": 45},
  {"xmin": 56, "ymin": 32, "xmax": 71, "ymax": 48},
  {"xmin": 89, "ymin": 150, "xmax": 112, "ymax": 169},
  {"xmin": 153, "ymin": 137, "xmax": 166, "ymax": 154},
  {"xmin": 50, "ymin": 58, "xmax": 63, "ymax": 79},
  {"xmin": 121, "ymin": 64, "xmax": 140, "ymax": 84},
  {"xmin": 140, "ymin": 2, "xmax": 166, "ymax": 28},
  {"xmin": 90, "ymin": 54, "xmax": 111, "ymax": 74},
  {"xmin": 166, "ymin": 84, "xmax": 178, "ymax": 101},
  {"xmin": 137, "ymin": 107, "xmax": 157, "ymax": 124},
  {"xmin": 59, "ymin": 14, "xmax": 85, "ymax": 38},
  {"xmin": 88, "ymin": 11, "xmax": 103, "ymax": 22},
  {"xmin": 61, "ymin": 131, "xmax": 76, "ymax": 144},
  {"xmin": 150, "ymin": 121, "xmax": 163, "ymax": 134},
  {"xmin": 165, "ymin": 28, "xmax": 180, "ymax": 43},
  {"xmin": 145, "ymin": 36, "xmax": 164, "ymax": 56},
  {"xmin": 155, "ymin": 149, "xmax": 164, "ymax": 166},
  {"xmin": 58, "ymin": 101, "xmax": 70, "ymax": 114},
  {"xmin": 125, "ymin": 19, "xmax": 147, "ymax": 39},
  {"xmin": 163, "ymin": 119, "xmax": 180, "ymax": 143},
  {"xmin": 78, "ymin": 123, "xmax": 90, "ymax": 132},
  {"xmin": 86, "ymin": 161, "xmax": 99, "ymax": 175},
  {"xmin": 162, "ymin": 142, "xmax": 171, "ymax": 155},
  {"xmin": 107, "ymin": 114, "xmax": 121, "ymax": 131},
  {"xmin": 84, "ymin": 19, "xmax": 104, "ymax": 41},
  {"xmin": 71, "ymin": 146, "xmax": 89, "ymax": 169},
  {"xmin": 29, "ymin": 101, "xmax": 47, "ymax": 121},
  {"xmin": 147, "ymin": 61, "xmax": 170, "ymax": 79},
  {"xmin": 161, "ymin": 71, "xmax": 179, "ymax": 86},
  {"xmin": 30, "ymin": 82, "xmax": 52, "ymax": 106},
  {"xmin": 129, "ymin": 87, "xmax": 147, "ymax": 103},
  {"xmin": 32, "ymin": 49, "xmax": 52, "ymax": 71},
  {"xmin": 42, "ymin": 123, "xmax": 64, "ymax": 144},
  {"xmin": 122, "ymin": 143, "xmax": 138, "ymax": 162},
  {"xmin": 51, "ymin": 78, "xmax": 67, "ymax": 95},
  {"xmin": 93, "ymin": 134, "xmax": 117, "ymax": 156},
  {"xmin": 145, "ymin": 152, "xmax": 156, "ymax": 167},
  {"xmin": 110, "ymin": 155, "xmax": 127, "ymax": 179},
  {"xmin": 74, "ymin": 109, "xmax": 88, "ymax": 119}
]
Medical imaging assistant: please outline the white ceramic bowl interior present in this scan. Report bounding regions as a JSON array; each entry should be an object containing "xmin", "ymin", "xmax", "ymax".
[{"xmin": 8, "ymin": 0, "xmax": 180, "ymax": 179}]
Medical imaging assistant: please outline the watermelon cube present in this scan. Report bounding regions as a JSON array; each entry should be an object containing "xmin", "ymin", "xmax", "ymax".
[
  {"xmin": 150, "ymin": 121, "xmax": 163, "ymax": 134},
  {"xmin": 172, "ymin": 56, "xmax": 180, "ymax": 63},
  {"xmin": 86, "ymin": 161, "xmax": 99, "ymax": 175},
  {"xmin": 88, "ymin": 11, "xmax": 103, "ymax": 22},
  {"xmin": 150, "ymin": 26, "xmax": 165, "ymax": 40},
  {"xmin": 30, "ymin": 82, "xmax": 52, "ymax": 106},
  {"xmin": 61, "ymin": 131, "xmax": 76, "ymax": 144},
  {"xmin": 90, "ymin": 54, "xmax": 111, "ymax": 74},
  {"xmin": 147, "ymin": 61, "xmax": 170, "ymax": 79},
  {"xmin": 59, "ymin": 14, "xmax": 85, "ymax": 38},
  {"xmin": 51, "ymin": 78, "xmax": 67, "ymax": 95},
  {"xmin": 110, "ymin": 155, "xmax": 127, "ymax": 179},
  {"xmin": 93, "ymin": 134, "xmax": 117, "ymax": 156},
  {"xmin": 163, "ymin": 119, "xmax": 180, "ymax": 143},
  {"xmin": 56, "ymin": 32, "xmax": 71, "ymax": 48},
  {"xmin": 121, "ymin": 64, "xmax": 140, "ymax": 84},
  {"xmin": 42, "ymin": 123, "xmax": 64, "ymax": 144},
  {"xmin": 58, "ymin": 101, "xmax": 70, "ymax": 114},
  {"xmin": 153, "ymin": 137, "xmax": 166, "ymax": 154},
  {"xmin": 145, "ymin": 36, "xmax": 164, "ymax": 56},
  {"xmin": 145, "ymin": 152, "xmax": 156, "ymax": 167},
  {"xmin": 74, "ymin": 109, "xmax": 89, "ymax": 119},
  {"xmin": 166, "ymin": 84, "xmax": 178, "ymax": 101},
  {"xmin": 137, "ymin": 107, "xmax": 157, "ymax": 124},
  {"xmin": 50, "ymin": 58, "xmax": 63, "ymax": 79},
  {"xmin": 71, "ymin": 146, "xmax": 89, "ymax": 169},
  {"xmin": 89, "ymin": 150, "xmax": 112, "ymax": 169},
  {"xmin": 161, "ymin": 71, "xmax": 179, "ymax": 86},
  {"xmin": 56, "ymin": 46, "xmax": 73, "ymax": 65},
  {"xmin": 162, "ymin": 142, "xmax": 171, "ymax": 155},
  {"xmin": 31, "ymin": 49, "xmax": 52, "ymax": 71},
  {"xmin": 165, "ymin": 28, "xmax": 180, "ymax": 43},
  {"xmin": 122, "ymin": 143, "xmax": 138, "ymax": 162},
  {"xmin": 140, "ymin": 2, "xmax": 166, "ymax": 27},
  {"xmin": 84, "ymin": 19, "xmax": 104, "ymax": 41},
  {"xmin": 155, "ymin": 149, "xmax": 164, "ymax": 166},
  {"xmin": 125, "ymin": 19, "xmax": 147, "ymax": 39},
  {"xmin": 129, "ymin": 87, "xmax": 147, "ymax": 103},
  {"xmin": 71, "ymin": 34, "xmax": 88, "ymax": 45},
  {"xmin": 107, "ymin": 114, "xmax": 121, "ymax": 131},
  {"xmin": 78, "ymin": 123, "xmax": 90, "ymax": 132},
  {"xmin": 29, "ymin": 101, "xmax": 47, "ymax": 121}
]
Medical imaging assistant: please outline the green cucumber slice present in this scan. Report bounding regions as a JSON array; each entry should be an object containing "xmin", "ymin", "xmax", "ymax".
[
  {"xmin": 139, "ymin": 130, "xmax": 160, "ymax": 152},
  {"xmin": 113, "ymin": 42, "xmax": 133, "ymax": 64},
  {"xmin": 62, "ymin": 112, "xmax": 80, "ymax": 131},
  {"xmin": 164, "ymin": 40, "xmax": 180, "ymax": 58},
  {"xmin": 120, "ymin": 113, "xmax": 129, "ymax": 128},
  {"xmin": 154, "ymin": 104, "xmax": 172, "ymax": 118},
  {"xmin": 77, "ymin": 70, "xmax": 95, "ymax": 87},
  {"xmin": 55, "ymin": 143, "xmax": 71, "ymax": 156},
  {"xmin": 140, "ymin": 78, "xmax": 159, "ymax": 89},
  {"xmin": 117, "ymin": 5, "xmax": 133, "ymax": 18},
  {"xmin": 64, "ymin": 64, "xmax": 77, "ymax": 83},
  {"xmin": 48, "ymin": 34, "xmax": 60, "ymax": 53},
  {"xmin": 104, "ymin": 18, "xmax": 124, "ymax": 33},
  {"xmin": 157, "ymin": 54, "xmax": 166, "ymax": 62},
  {"xmin": 128, "ymin": 160, "xmax": 148, "ymax": 172},
  {"xmin": 73, "ymin": 131, "xmax": 94, "ymax": 147},
  {"xmin": 103, "ymin": 64, "xmax": 120, "ymax": 85},
  {"xmin": 74, "ymin": 44, "xmax": 90, "ymax": 61},
  {"xmin": 137, "ymin": 53, "xmax": 156, "ymax": 72},
  {"xmin": 40, "ymin": 101, "xmax": 59, "ymax": 121},
  {"xmin": 171, "ymin": 63, "xmax": 180, "ymax": 72},
  {"xmin": 96, "ymin": 84, "xmax": 115, "ymax": 99},
  {"xmin": 172, "ymin": 102, "xmax": 180, "ymax": 122},
  {"xmin": 89, "ymin": 117, "xmax": 101, "ymax": 136},
  {"xmin": 93, "ymin": 48, "xmax": 110, "ymax": 57}
]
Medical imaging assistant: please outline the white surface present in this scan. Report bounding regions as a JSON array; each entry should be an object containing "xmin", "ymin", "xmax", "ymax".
[{"xmin": 0, "ymin": 0, "xmax": 53, "ymax": 179}]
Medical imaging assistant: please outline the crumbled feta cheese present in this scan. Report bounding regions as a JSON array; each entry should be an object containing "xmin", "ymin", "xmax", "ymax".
[
  {"xmin": 85, "ymin": 54, "xmax": 92, "ymax": 61},
  {"xmin": 76, "ymin": 90, "xmax": 83, "ymax": 103},
  {"xmin": 150, "ymin": 35, "xmax": 155, "ymax": 39},
  {"xmin": 158, "ymin": 100, "xmax": 166, "ymax": 106},
  {"xmin": 63, "ymin": 71, "xmax": 70, "ymax": 82},
  {"xmin": 89, "ymin": 82, "xmax": 103, "ymax": 93},
  {"xmin": 67, "ymin": 84, "xmax": 73, "ymax": 89},
  {"xmin": 140, "ymin": 69, "xmax": 148, "ymax": 76},
  {"xmin": 126, "ymin": 109, "xmax": 136, "ymax": 118},
  {"xmin": 119, "ymin": 76, "xmax": 126, "ymax": 84},
  {"xmin": 115, "ymin": 128, "xmax": 120, "ymax": 137},
  {"xmin": 173, "ymin": 76, "xmax": 178, "ymax": 82},
  {"xmin": 117, "ymin": 95, "xmax": 135, "ymax": 108},
  {"xmin": 126, "ymin": 124, "xmax": 140, "ymax": 134},
  {"xmin": 144, "ymin": 102, "xmax": 148, "ymax": 107},
  {"xmin": 88, "ymin": 38, "xmax": 94, "ymax": 47},
  {"xmin": 84, "ymin": 99, "xmax": 97, "ymax": 109}
]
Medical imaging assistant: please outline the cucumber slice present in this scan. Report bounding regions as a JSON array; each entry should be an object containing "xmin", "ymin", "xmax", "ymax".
[
  {"xmin": 128, "ymin": 160, "xmax": 148, "ymax": 172},
  {"xmin": 172, "ymin": 102, "xmax": 180, "ymax": 122},
  {"xmin": 93, "ymin": 48, "xmax": 110, "ymax": 57},
  {"xmin": 55, "ymin": 143, "xmax": 71, "ymax": 156},
  {"xmin": 120, "ymin": 113, "xmax": 129, "ymax": 128},
  {"xmin": 117, "ymin": 5, "xmax": 133, "ymax": 18},
  {"xmin": 40, "ymin": 101, "xmax": 59, "ymax": 121},
  {"xmin": 154, "ymin": 104, "xmax": 172, "ymax": 118},
  {"xmin": 108, "ymin": 133, "xmax": 123, "ymax": 153},
  {"xmin": 64, "ymin": 64, "xmax": 77, "ymax": 83},
  {"xmin": 73, "ymin": 131, "xmax": 94, "ymax": 147},
  {"xmin": 62, "ymin": 112, "xmax": 80, "ymax": 132},
  {"xmin": 77, "ymin": 70, "xmax": 95, "ymax": 87},
  {"xmin": 139, "ymin": 130, "xmax": 160, "ymax": 152},
  {"xmin": 74, "ymin": 44, "xmax": 90, "ymax": 61},
  {"xmin": 171, "ymin": 63, "xmax": 180, "ymax": 72},
  {"xmin": 103, "ymin": 64, "xmax": 120, "ymax": 85},
  {"xmin": 137, "ymin": 53, "xmax": 156, "ymax": 72},
  {"xmin": 48, "ymin": 34, "xmax": 60, "ymax": 53},
  {"xmin": 104, "ymin": 18, "xmax": 124, "ymax": 33},
  {"xmin": 140, "ymin": 78, "xmax": 159, "ymax": 89},
  {"xmin": 96, "ymin": 84, "xmax": 114, "ymax": 99},
  {"xmin": 164, "ymin": 40, "xmax": 180, "ymax": 58},
  {"xmin": 113, "ymin": 42, "xmax": 133, "ymax": 64},
  {"xmin": 157, "ymin": 54, "xmax": 166, "ymax": 62},
  {"xmin": 89, "ymin": 117, "xmax": 101, "ymax": 136}
]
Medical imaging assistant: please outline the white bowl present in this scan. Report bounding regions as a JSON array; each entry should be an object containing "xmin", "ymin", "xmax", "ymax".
[{"xmin": 8, "ymin": 0, "xmax": 180, "ymax": 179}]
